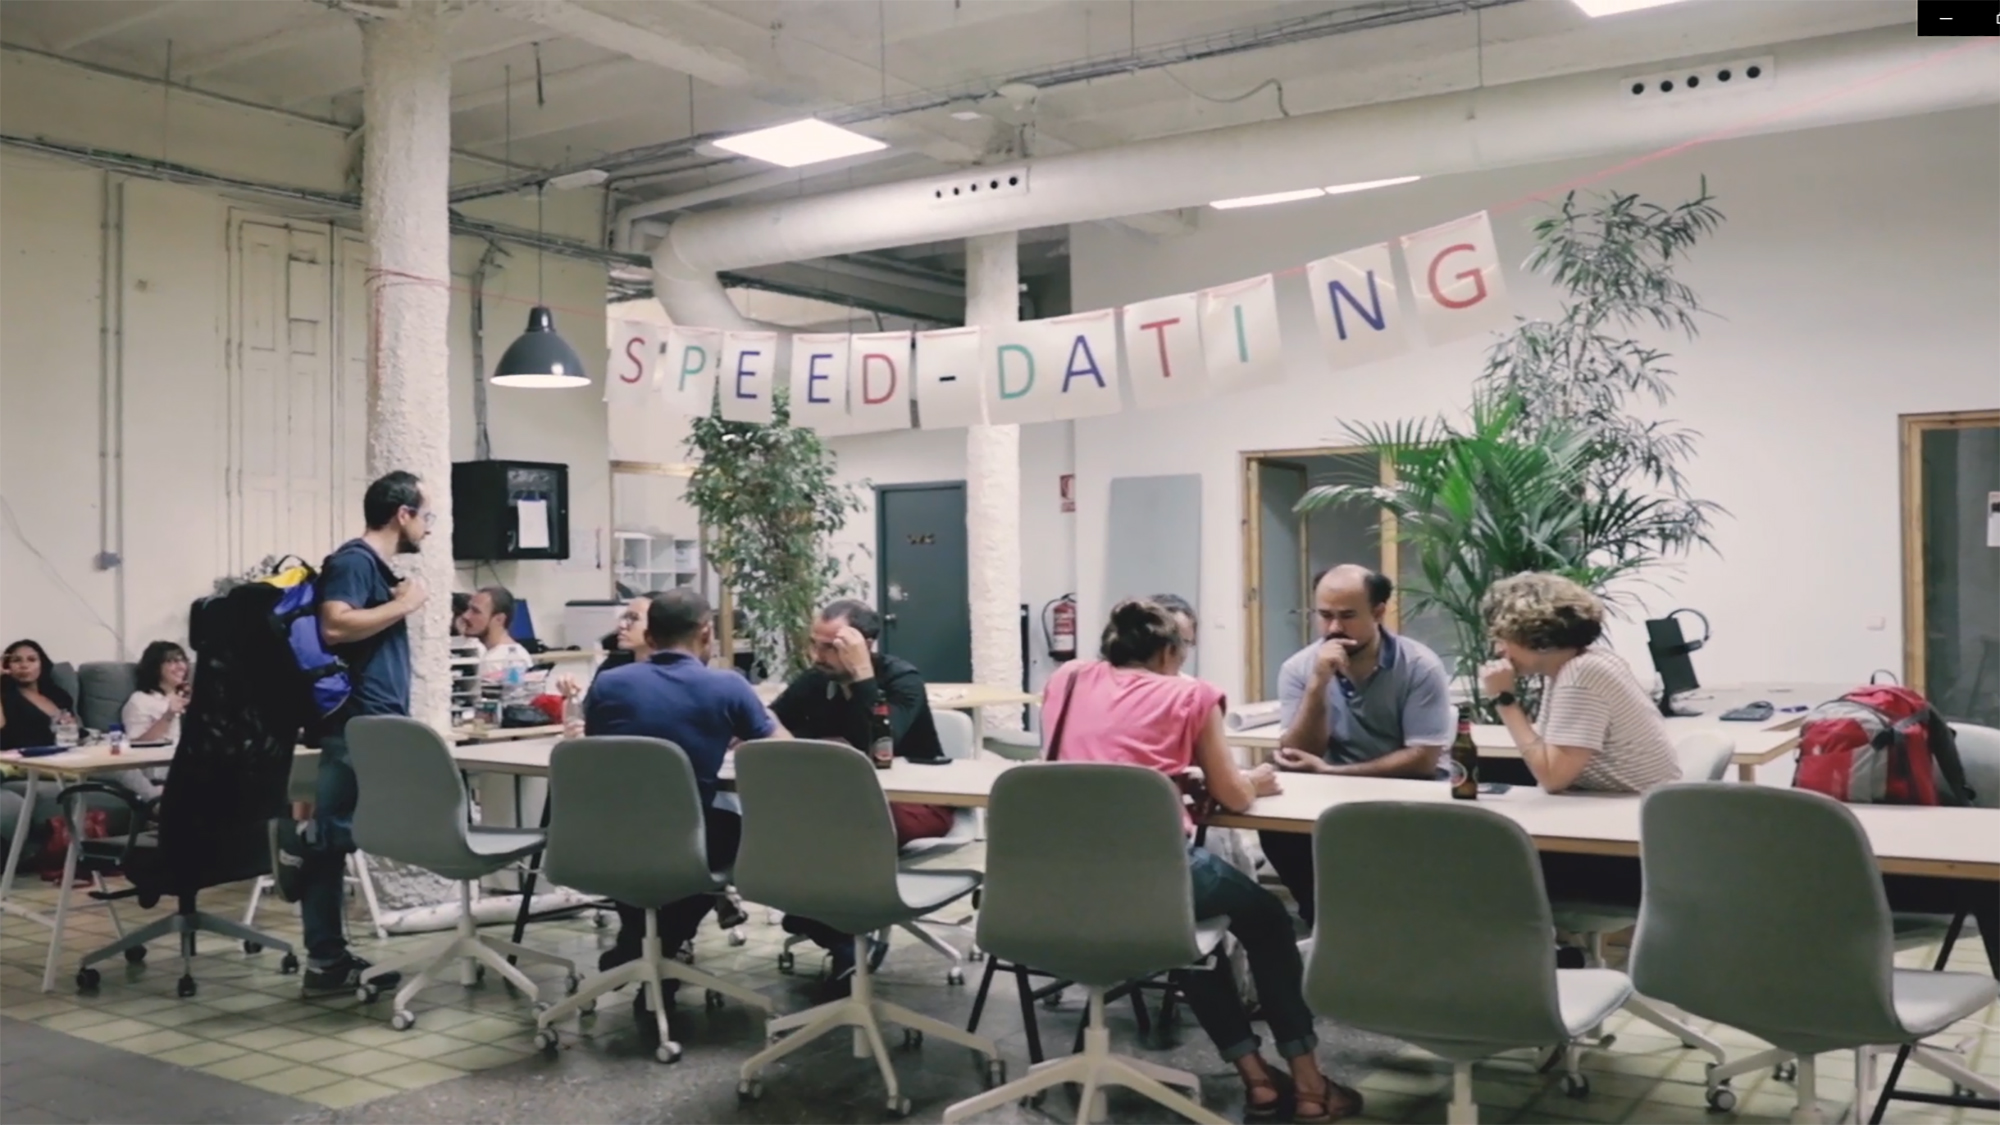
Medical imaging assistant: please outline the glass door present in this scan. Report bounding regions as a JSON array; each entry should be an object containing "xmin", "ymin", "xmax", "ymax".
[{"xmin": 1902, "ymin": 410, "xmax": 2000, "ymax": 726}]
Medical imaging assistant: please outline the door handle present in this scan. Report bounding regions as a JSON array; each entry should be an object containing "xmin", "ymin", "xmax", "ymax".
[{"xmin": 883, "ymin": 613, "xmax": 899, "ymax": 624}]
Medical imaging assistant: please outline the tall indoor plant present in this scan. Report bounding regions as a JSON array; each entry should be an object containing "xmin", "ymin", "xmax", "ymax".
[
  {"xmin": 1299, "ymin": 182, "xmax": 1726, "ymax": 713},
  {"xmin": 685, "ymin": 390, "xmax": 866, "ymax": 678}
]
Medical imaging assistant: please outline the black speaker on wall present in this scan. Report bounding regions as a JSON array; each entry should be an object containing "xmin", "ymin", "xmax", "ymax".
[{"xmin": 452, "ymin": 460, "xmax": 570, "ymax": 561}]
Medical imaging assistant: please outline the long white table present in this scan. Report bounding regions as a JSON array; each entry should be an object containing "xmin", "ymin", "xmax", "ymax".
[{"xmin": 1226, "ymin": 682, "xmax": 1851, "ymax": 784}]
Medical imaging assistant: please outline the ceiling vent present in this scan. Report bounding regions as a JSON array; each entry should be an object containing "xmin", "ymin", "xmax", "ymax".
[
  {"xmin": 1621, "ymin": 55, "xmax": 1775, "ymax": 104},
  {"xmin": 929, "ymin": 167, "xmax": 1031, "ymax": 206}
]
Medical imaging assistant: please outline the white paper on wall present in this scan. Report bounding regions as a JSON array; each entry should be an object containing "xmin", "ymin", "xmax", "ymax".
[
  {"xmin": 983, "ymin": 319, "xmax": 1065, "ymax": 426},
  {"xmin": 1040, "ymin": 309, "xmax": 1124, "ymax": 421},
  {"xmin": 1120, "ymin": 292, "xmax": 1209, "ymax": 410},
  {"xmin": 787, "ymin": 332, "xmax": 852, "ymax": 434},
  {"xmin": 516, "ymin": 499, "xmax": 551, "ymax": 551},
  {"xmin": 659, "ymin": 326, "xmax": 721, "ymax": 417},
  {"xmin": 846, "ymin": 330, "xmax": 915, "ymax": 433},
  {"xmin": 1400, "ymin": 210, "xmax": 1513, "ymax": 346},
  {"xmin": 914, "ymin": 326, "xmax": 986, "ymax": 429},
  {"xmin": 604, "ymin": 319, "xmax": 661, "ymax": 405},
  {"xmin": 718, "ymin": 330, "xmax": 779, "ymax": 424},
  {"xmin": 1199, "ymin": 274, "xmax": 1285, "ymax": 393},
  {"xmin": 1306, "ymin": 243, "xmax": 1410, "ymax": 372}
]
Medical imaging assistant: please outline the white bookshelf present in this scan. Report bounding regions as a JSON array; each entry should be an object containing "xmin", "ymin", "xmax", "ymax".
[{"xmin": 614, "ymin": 530, "xmax": 699, "ymax": 593}]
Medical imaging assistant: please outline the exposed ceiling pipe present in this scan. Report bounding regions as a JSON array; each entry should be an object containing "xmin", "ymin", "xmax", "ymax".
[
  {"xmin": 611, "ymin": 149, "xmax": 903, "ymax": 253},
  {"xmin": 654, "ymin": 25, "xmax": 1994, "ymax": 295}
]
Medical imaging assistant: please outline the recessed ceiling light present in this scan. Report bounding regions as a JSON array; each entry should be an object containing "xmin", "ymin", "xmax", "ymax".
[
  {"xmin": 546, "ymin": 168, "xmax": 610, "ymax": 190},
  {"xmin": 1324, "ymin": 175, "xmax": 1422, "ymax": 196},
  {"xmin": 1570, "ymin": 0, "xmax": 1692, "ymax": 16},
  {"xmin": 950, "ymin": 110, "xmax": 986, "ymax": 121},
  {"xmin": 713, "ymin": 119, "xmax": 888, "ymax": 168},
  {"xmin": 1210, "ymin": 188, "xmax": 1326, "ymax": 211}
]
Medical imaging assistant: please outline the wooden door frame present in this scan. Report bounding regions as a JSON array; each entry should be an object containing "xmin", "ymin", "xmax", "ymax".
[
  {"xmin": 1240, "ymin": 447, "xmax": 1399, "ymax": 703},
  {"xmin": 1900, "ymin": 409, "xmax": 2000, "ymax": 692}
]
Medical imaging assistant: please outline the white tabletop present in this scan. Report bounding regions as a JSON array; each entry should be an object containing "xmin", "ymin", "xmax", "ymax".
[{"xmin": 0, "ymin": 745, "xmax": 178, "ymax": 777}]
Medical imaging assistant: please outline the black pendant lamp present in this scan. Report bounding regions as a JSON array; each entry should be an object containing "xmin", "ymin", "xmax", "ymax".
[{"xmin": 489, "ymin": 67, "xmax": 588, "ymax": 390}]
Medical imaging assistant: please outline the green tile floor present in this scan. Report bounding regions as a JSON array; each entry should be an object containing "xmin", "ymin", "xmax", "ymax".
[{"xmin": 2, "ymin": 855, "xmax": 1997, "ymax": 1123}]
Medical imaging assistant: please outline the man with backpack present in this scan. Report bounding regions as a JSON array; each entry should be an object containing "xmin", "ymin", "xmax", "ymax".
[{"xmin": 270, "ymin": 470, "xmax": 431, "ymax": 995}]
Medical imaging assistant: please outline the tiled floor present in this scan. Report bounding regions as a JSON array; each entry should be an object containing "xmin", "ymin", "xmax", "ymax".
[{"xmin": 1, "ymin": 845, "xmax": 1996, "ymax": 1124}]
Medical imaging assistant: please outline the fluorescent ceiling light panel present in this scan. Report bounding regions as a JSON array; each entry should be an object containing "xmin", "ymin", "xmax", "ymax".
[
  {"xmin": 1570, "ymin": 0, "xmax": 1693, "ymax": 16},
  {"xmin": 1210, "ymin": 188, "xmax": 1325, "ymax": 210},
  {"xmin": 950, "ymin": 110, "xmax": 986, "ymax": 121},
  {"xmin": 1324, "ymin": 175, "xmax": 1422, "ymax": 196},
  {"xmin": 713, "ymin": 119, "xmax": 887, "ymax": 168}
]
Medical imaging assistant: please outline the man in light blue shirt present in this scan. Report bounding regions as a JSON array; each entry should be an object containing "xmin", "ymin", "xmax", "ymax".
[{"xmin": 1261, "ymin": 565, "xmax": 1455, "ymax": 923}]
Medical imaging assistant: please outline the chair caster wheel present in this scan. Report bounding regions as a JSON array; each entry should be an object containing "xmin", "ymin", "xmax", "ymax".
[
  {"xmin": 902, "ymin": 1028, "xmax": 923, "ymax": 1049},
  {"xmin": 1953, "ymin": 1084, "xmax": 1978, "ymax": 1099},
  {"xmin": 1564, "ymin": 1074, "xmax": 1589, "ymax": 1099},
  {"xmin": 675, "ymin": 942, "xmax": 694, "ymax": 965},
  {"xmin": 776, "ymin": 952, "xmax": 795, "ymax": 974},
  {"xmin": 391, "ymin": 1010, "xmax": 416, "ymax": 1031},
  {"xmin": 737, "ymin": 1079, "xmax": 763, "ymax": 1101},
  {"xmin": 655, "ymin": 1042, "xmax": 682, "ymax": 1064},
  {"xmin": 984, "ymin": 1059, "xmax": 1007, "ymax": 1088},
  {"xmin": 728, "ymin": 927, "xmax": 747, "ymax": 947},
  {"xmin": 1041, "ymin": 992, "xmax": 1064, "ymax": 1009},
  {"xmin": 534, "ymin": 1028, "xmax": 559, "ymax": 1054},
  {"xmin": 76, "ymin": 967, "xmax": 100, "ymax": 993},
  {"xmin": 565, "ymin": 975, "xmax": 580, "ymax": 995},
  {"xmin": 1773, "ymin": 1062, "xmax": 1797, "ymax": 1083},
  {"xmin": 176, "ymin": 975, "xmax": 197, "ymax": 998},
  {"xmin": 947, "ymin": 967, "xmax": 965, "ymax": 986},
  {"xmin": 593, "ymin": 910, "xmax": 609, "ymax": 928},
  {"xmin": 279, "ymin": 953, "xmax": 299, "ymax": 975},
  {"xmin": 967, "ymin": 947, "xmax": 985, "ymax": 962},
  {"xmin": 356, "ymin": 983, "xmax": 380, "ymax": 1003},
  {"xmin": 705, "ymin": 989, "xmax": 724, "ymax": 1010},
  {"xmin": 580, "ymin": 997, "xmax": 597, "ymax": 1016},
  {"xmin": 885, "ymin": 1095, "xmax": 911, "ymax": 1117},
  {"xmin": 242, "ymin": 940, "xmax": 262, "ymax": 954},
  {"xmin": 1706, "ymin": 1086, "xmax": 1737, "ymax": 1113},
  {"xmin": 124, "ymin": 945, "xmax": 146, "ymax": 964}
]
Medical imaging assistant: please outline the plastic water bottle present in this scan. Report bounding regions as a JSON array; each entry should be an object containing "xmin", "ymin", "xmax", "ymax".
[
  {"xmin": 54, "ymin": 712, "xmax": 79, "ymax": 749},
  {"xmin": 107, "ymin": 722, "xmax": 126, "ymax": 757},
  {"xmin": 503, "ymin": 664, "xmax": 528, "ymax": 708}
]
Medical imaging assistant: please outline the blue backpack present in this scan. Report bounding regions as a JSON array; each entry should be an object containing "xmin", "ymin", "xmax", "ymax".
[{"xmin": 257, "ymin": 556, "xmax": 352, "ymax": 718}]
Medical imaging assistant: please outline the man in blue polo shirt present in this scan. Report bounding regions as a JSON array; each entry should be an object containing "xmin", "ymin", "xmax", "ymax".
[
  {"xmin": 1262, "ymin": 565, "xmax": 1454, "ymax": 924},
  {"xmin": 582, "ymin": 587, "xmax": 778, "ymax": 1030}
]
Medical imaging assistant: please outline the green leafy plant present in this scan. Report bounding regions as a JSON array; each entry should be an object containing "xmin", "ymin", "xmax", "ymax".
[
  {"xmin": 685, "ymin": 390, "xmax": 867, "ymax": 678},
  {"xmin": 1299, "ymin": 183, "xmax": 1726, "ymax": 713}
]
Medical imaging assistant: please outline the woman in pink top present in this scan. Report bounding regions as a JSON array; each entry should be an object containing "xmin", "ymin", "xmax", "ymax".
[{"xmin": 1043, "ymin": 601, "xmax": 1361, "ymax": 1124}]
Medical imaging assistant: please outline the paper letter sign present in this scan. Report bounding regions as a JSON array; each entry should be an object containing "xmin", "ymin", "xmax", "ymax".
[
  {"xmin": 847, "ymin": 330, "xmax": 914, "ymax": 434},
  {"xmin": 1199, "ymin": 274, "xmax": 1285, "ymax": 393},
  {"xmin": 1306, "ymin": 244, "xmax": 1409, "ymax": 371},
  {"xmin": 1400, "ymin": 211, "xmax": 1513, "ymax": 345},
  {"xmin": 1043, "ymin": 309, "xmax": 1123, "ymax": 421},
  {"xmin": 984, "ymin": 320, "xmax": 1059, "ymax": 425},
  {"xmin": 604, "ymin": 319, "xmax": 661, "ymax": 405},
  {"xmin": 914, "ymin": 326, "xmax": 985, "ymax": 429},
  {"xmin": 718, "ymin": 330, "xmax": 778, "ymax": 424},
  {"xmin": 787, "ymin": 332, "xmax": 851, "ymax": 434},
  {"xmin": 1120, "ymin": 292, "xmax": 1208, "ymax": 410},
  {"xmin": 660, "ymin": 326, "xmax": 720, "ymax": 416}
]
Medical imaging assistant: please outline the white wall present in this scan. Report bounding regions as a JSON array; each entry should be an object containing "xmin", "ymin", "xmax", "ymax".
[
  {"xmin": 1069, "ymin": 107, "xmax": 2000, "ymax": 704},
  {"xmin": 0, "ymin": 50, "xmax": 610, "ymax": 663}
]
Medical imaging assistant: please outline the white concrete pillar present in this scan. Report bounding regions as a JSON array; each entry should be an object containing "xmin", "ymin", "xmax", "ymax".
[
  {"xmin": 965, "ymin": 233, "xmax": 1022, "ymax": 731},
  {"xmin": 361, "ymin": 4, "xmax": 453, "ymax": 729}
]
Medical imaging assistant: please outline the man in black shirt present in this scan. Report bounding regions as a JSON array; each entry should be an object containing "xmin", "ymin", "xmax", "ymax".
[{"xmin": 767, "ymin": 600, "xmax": 955, "ymax": 991}]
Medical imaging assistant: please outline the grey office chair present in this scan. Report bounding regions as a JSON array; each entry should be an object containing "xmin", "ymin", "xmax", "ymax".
[
  {"xmin": 1892, "ymin": 723, "xmax": 2000, "ymax": 950},
  {"xmin": 531, "ymin": 737, "xmax": 773, "ymax": 1062},
  {"xmin": 733, "ymin": 739, "xmax": 1001, "ymax": 1117},
  {"xmin": 943, "ymin": 763, "xmax": 1231, "ymax": 1125},
  {"xmin": 1631, "ymin": 784, "xmax": 2000, "ymax": 1121},
  {"xmin": 1306, "ymin": 802, "xmax": 1632, "ymax": 1125},
  {"xmin": 346, "ymin": 716, "xmax": 576, "ymax": 1030}
]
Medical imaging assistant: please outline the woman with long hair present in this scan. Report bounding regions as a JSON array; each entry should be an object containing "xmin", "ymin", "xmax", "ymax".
[{"xmin": 1, "ymin": 639, "xmax": 74, "ymax": 751}]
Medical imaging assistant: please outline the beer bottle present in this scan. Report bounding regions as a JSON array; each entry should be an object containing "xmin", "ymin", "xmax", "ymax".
[
  {"xmin": 869, "ymin": 696, "xmax": 895, "ymax": 770},
  {"xmin": 1450, "ymin": 705, "xmax": 1479, "ymax": 800}
]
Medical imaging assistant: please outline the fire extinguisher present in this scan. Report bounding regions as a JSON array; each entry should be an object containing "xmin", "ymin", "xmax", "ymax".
[{"xmin": 1043, "ymin": 595, "xmax": 1077, "ymax": 663}]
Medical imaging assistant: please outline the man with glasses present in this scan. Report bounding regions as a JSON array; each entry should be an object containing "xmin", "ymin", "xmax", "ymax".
[{"xmin": 271, "ymin": 470, "xmax": 430, "ymax": 995}]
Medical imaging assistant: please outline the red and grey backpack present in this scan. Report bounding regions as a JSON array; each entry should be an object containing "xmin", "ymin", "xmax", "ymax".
[{"xmin": 1792, "ymin": 682, "xmax": 1973, "ymax": 806}]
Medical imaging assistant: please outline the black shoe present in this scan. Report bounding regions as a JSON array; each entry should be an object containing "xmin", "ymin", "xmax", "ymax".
[
  {"xmin": 267, "ymin": 819, "xmax": 307, "ymax": 904},
  {"xmin": 866, "ymin": 934, "xmax": 889, "ymax": 971},
  {"xmin": 303, "ymin": 954, "xmax": 400, "ymax": 996},
  {"xmin": 715, "ymin": 896, "xmax": 748, "ymax": 930}
]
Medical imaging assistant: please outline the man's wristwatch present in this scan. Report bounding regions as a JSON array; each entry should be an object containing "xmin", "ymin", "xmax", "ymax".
[{"xmin": 1493, "ymin": 691, "xmax": 1518, "ymax": 708}]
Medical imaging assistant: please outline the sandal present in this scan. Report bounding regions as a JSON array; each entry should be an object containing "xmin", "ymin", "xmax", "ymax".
[
  {"xmin": 1293, "ymin": 1078, "xmax": 1364, "ymax": 1124},
  {"xmin": 1243, "ymin": 1071, "xmax": 1290, "ymax": 1121}
]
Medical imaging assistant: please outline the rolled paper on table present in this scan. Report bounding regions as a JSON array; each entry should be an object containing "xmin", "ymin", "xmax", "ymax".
[{"xmin": 1225, "ymin": 701, "xmax": 1283, "ymax": 731}]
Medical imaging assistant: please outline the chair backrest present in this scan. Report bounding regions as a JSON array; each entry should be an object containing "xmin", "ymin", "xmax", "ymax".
[
  {"xmin": 978, "ymin": 762, "xmax": 1200, "ymax": 988},
  {"xmin": 47, "ymin": 662, "xmax": 79, "ymax": 708},
  {"xmin": 544, "ymin": 737, "xmax": 717, "ymax": 908},
  {"xmin": 1632, "ymin": 784, "xmax": 1902, "ymax": 1053},
  {"xmin": 1672, "ymin": 730, "xmax": 1735, "ymax": 782},
  {"xmin": 76, "ymin": 662, "xmax": 138, "ymax": 732},
  {"xmin": 732, "ymin": 740, "xmax": 911, "ymax": 934},
  {"xmin": 1947, "ymin": 724, "xmax": 2000, "ymax": 809},
  {"xmin": 934, "ymin": 710, "xmax": 976, "ymax": 761},
  {"xmin": 346, "ymin": 716, "xmax": 488, "ymax": 882},
  {"xmin": 1307, "ymin": 802, "xmax": 1568, "ymax": 1059}
]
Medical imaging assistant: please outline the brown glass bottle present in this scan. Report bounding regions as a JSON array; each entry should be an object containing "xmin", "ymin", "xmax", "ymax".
[
  {"xmin": 1450, "ymin": 706, "xmax": 1479, "ymax": 800},
  {"xmin": 869, "ymin": 696, "xmax": 895, "ymax": 769}
]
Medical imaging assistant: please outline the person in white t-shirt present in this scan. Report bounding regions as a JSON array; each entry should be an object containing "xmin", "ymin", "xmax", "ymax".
[
  {"xmin": 461, "ymin": 586, "xmax": 532, "ymax": 685},
  {"xmin": 115, "ymin": 640, "xmax": 191, "ymax": 800}
]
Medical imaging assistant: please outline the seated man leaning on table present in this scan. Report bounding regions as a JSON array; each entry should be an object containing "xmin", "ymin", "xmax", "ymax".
[
  {"xmin": 766, "ymin": 598, "xmax": 955, "ymax": 992},
  {"xmin": 1261, "ymin": 565, "xmax": 1455, "ymax": 926},
  {"xmin": 580, "ymin": 587, "xmax": 781, "ymax": 1034}
]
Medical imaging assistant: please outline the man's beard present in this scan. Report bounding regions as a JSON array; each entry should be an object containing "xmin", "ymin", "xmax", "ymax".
[{"xmin": 397, "ymin": 531, "xmax": 421, "ymax": 555}]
